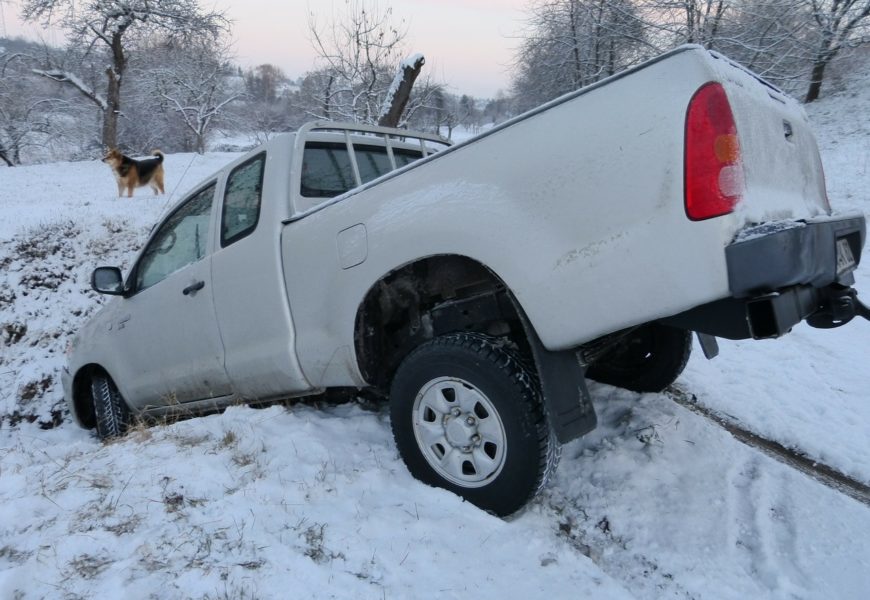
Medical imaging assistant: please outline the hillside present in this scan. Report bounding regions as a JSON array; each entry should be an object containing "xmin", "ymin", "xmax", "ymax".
[{"xmin": 1, "ymin": 72, "xmax": 869, "ymax": 598}]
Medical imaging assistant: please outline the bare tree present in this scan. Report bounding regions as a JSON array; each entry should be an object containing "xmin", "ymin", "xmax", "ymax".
[
  {"xmin": 706, "ymin": 1, "xmax": 812, "ymax": 94},
  {"xmin": 21, "ymin": 0, "xmax": 228, "ymax": 149},
  {"xmin": 513, "ymin": 0, "xmax": 870, "ymax": 107},
  {"xmin": 653, "ymin": 0, "xmax": 870, "ymax": 100},
  {"xmin": 513, "ymin": 0, "xmax": 649, "ymax": 111},
  {"xmin": 457, "ymin": 94, "xmax": 481, "ymax": 132},
  {"xmin": 302, "ymin": 0, "xmax": 434, "ymax": 126},
  {"xmin": 245, "ymin": 64, "xmax": 288, "ymax": 104},
  {"xmin": 0, "ymin": 51, "xmax": 59, "ymax": 165},
  {"xmin": 151, "ymin": 37, "xmax": 244, "ymax": 153},
  {"xmin": 802, "ymin": 0, "xmax": 870, "ymax": 101},
  {"xmin": 232, "ymin": 65, "xmax": 301, "ymax": 142},
  {"xmin": 637, "ymin": 0, "xmax": 732, "ymax": 48}
]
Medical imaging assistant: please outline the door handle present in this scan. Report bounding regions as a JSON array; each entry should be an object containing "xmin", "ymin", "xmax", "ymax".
[{"xmin": 183, "ymin": 280, "xmax": 205, "ymax": 296}]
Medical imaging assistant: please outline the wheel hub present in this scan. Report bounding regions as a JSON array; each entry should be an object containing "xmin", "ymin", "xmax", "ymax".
[
  {"xmin": 444, "ymin": 415, "xmax": 477, "ymax": 449},
  {"xmin": 411, "ymin": 376, "xmax": 507, "ymax": 488}
]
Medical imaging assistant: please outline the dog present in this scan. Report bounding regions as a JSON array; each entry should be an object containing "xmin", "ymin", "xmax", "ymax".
[{"xmin": 102, "ymin": 148, "xmax": 165, "ymax": 197}]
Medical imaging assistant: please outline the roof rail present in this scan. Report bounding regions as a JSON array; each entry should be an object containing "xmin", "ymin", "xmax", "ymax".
[{"xmin": 297, "ymin": 120, "xmax": 451, "ymax": 150}]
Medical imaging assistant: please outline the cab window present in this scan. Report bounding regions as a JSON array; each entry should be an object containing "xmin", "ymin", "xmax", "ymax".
[
  {"xmin": 393, "ymin": 148, "xmax": 424, "ymax": 167},
  {"xmin": 355, "ymin": 144, "xmax": 393, "ymax": 184},
  {"xmin": 301, "ymin": 142, "xmax": 356, "ymax": 198},
  {"xmin": 222, "ymin": 153, "xmax": 265, "ymax": 247},
  {"xmin": 135, "ymin": 183, "xmax": 216, "ymax": 291}
]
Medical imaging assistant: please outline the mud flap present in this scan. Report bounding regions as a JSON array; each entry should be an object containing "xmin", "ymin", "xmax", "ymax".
[
  {"xmin": 524, "ymin": 324, "xmax": 597, "ymax": 444},
  {"xmin": 696, "ymin": 332, "xmax": 720, "ymax": 359}
]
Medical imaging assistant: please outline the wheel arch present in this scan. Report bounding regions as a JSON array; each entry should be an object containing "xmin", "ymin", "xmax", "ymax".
[
  {"xmin": 353, "ymin": 254, "xmax": 525, "ymax": 391},
  {"xmin": 353, "ymin": 253, "xmax": 598, "ymax": 444}
]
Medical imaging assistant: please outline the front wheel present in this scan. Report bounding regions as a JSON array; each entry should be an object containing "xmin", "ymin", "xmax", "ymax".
[
  {"xmin": 389, "ymin": 333, "xmax": 559, "ymax": 516},
  {"xmin": 90, "ymin": 373, "xmax": 132, "ymax": 440}
]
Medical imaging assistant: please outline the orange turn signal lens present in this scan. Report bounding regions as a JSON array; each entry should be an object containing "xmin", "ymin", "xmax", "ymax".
[{"xmin": 714, "ymin": 134, "xmax": 740, "ymax": 164}]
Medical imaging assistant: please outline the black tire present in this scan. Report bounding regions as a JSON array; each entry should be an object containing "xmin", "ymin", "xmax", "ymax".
[
  {"xmin": 389, "ymin": 332, "xmax": 559, "ymax": 516},
  {"xmin": 90, "ymin": 373, "xmax": 132, "ymax": 440},
  {"xmin": 585, "ymin": 324, "xmax": 692, "ymax": 393}
]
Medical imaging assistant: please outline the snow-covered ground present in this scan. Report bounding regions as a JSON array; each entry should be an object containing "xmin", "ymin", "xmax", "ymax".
[{"xmin": 1, "ymin": 74, "xmax": 869, "ymax": 598}]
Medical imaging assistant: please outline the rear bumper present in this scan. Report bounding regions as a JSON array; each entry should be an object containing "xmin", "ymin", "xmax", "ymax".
[
  {"xmin": 663, "ymin": 213, "xmax": 868, "ymax": 339},
  {"xmin": 726, "ymin": 215, "xmax": 865, "ymax": 297}
]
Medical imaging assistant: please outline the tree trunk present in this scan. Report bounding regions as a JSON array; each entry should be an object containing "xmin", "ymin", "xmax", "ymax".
[
  {"xmin": 103, "ymin": 33, "xmax": 127, "ymax": 149},
  {"xmin": 0, "ymin": 149, "xmax": 13, "ymax": 167},
  {"xmin": 804, "ymin": 59, "xmax": 827, "ymax": 103},
  {"xmin": 323, "ymin": 75, "xmax": 334, "ymax": 121},
  {"xmin": 569, "ymin": 0, "xmax": 583, "ymax": 87},
  {"xmin": 378, "ymin": 55, "xmax": 425, "ymax": 128},
  {"xmin": 103, "ymin": 67, "xmax": 121, "ymax": 148}
]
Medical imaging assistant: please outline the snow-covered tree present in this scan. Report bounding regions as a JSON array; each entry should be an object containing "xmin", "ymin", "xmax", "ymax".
[
  {"xmin": 636, "ymin": 0, "xmax": 732, "ymax": 48},
  {"xmin": 801, "ymin": 0, "xmax": 870, "ymax": 101},
  {"xmin": 513, "ymin": 0, "xmax": 649, "ymax": 111},
  {"xmin": 641, "ymin": 0, "xmax": 870, "ymax": 100},
  {"xmin": 651, "ymin": 0, "xmax": 870, "ymax": 100},
  {"xmin": 301, "ymin": 0, "xmax": 435, "ymax": 126},
  {"xmin": 245, "ymin": 64, "xmax": 288, "ymax": 105},
  {"xmin": 512, "ymin": 0, "xmax": 870, "ymax": 106},
  {"xmin": 708, "ymin": 1, "xmax": 812, "ymax": 94},
  {"xmin": 0, "ymin": 51, "xmax": 58, "ymax": 165},
  {"xmin": 151, "ymin": 37, "xmax": 244, "ymax": 153},
  {"xmin": 21, "ymin": 0, "xmax": 228, "ymax": 149}
]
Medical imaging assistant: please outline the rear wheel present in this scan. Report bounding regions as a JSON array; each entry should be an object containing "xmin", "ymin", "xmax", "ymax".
[
  {"xmin": 585, "ymin": 324, "xmax": 692, "ymax": 393},
  {"xmin": 90, "ymin": 373, "xmax": 132, "ymax": 440},
  {"xmin": 389, "ymin": 333, "xmax": 559, "ymax": 516}
]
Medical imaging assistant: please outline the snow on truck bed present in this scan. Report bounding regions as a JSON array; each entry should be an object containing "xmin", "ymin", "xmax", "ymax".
[{"xmin": 1, "ymin": 82, "xmax": 869, "ymax": 598}]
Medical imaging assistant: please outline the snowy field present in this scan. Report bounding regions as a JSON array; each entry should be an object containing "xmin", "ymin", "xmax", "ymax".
[{"xmin": 1, "ymin": 83, "xmax": 869, "ymax": 598}]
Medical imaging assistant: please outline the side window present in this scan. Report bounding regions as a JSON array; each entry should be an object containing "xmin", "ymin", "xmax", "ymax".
[
  {"xmin": 135, "ymin": 183, "xmax": 216, "ymax": 291},
  {"xmin": 393, "ymin": 148, "xmax": 424, "ymax": 168},
  {"xmin": 222, "ymin": 153, "xmax": 265, "ymax": 247},
  {"xmin": 354, "ymin": 144, "xmax": 393, "ymax": 184},
  {"xmin": 301, "ymin": 142, "xmax": 356, "ymax": 198}
]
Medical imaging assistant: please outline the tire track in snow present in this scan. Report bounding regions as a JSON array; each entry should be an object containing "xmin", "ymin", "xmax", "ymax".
[
  {"xmin": 666, "ymin": 385, "xmax": 870, "ymax": 508},
  {"xmin": 732, "ymin": 459, "xmax": 773, "ymax": 588}
]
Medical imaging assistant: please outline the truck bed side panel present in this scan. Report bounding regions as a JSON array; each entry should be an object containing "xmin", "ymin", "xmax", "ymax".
[{"xmin": 281, "ymin": 48, "xmax": 827, "ymax": 387}]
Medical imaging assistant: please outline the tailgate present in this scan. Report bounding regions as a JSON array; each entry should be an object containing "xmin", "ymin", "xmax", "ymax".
[{"xmin": 708, "ymin": 53, "xmax": 829, "ymax": 223}]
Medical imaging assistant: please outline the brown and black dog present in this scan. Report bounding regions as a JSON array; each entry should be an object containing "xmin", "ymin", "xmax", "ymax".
[{"xmin": 102, "ymin": 149, "xmax": 165, "ymax": 197}]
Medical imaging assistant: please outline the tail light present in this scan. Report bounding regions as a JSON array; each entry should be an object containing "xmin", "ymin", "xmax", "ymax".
[{"xmin": 684, "ymin": 82, "xmax": 744, "ymax": 220}]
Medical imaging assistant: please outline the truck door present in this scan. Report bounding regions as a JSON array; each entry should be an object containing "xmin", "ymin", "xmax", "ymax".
[
  {"xmin": 112, "ymin": 182, "xmax": 233, "ymax": 407},
  {"xmin": 210, "ymin": 152, "xmax": 313, "ymax": 399}
]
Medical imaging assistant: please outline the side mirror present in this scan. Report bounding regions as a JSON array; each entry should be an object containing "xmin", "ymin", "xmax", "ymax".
[{"xmin": 91, "ymin": 266, "xmax": 126, "ymax": 296}]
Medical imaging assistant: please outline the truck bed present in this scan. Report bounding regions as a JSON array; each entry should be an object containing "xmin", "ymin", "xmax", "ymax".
[{"xmin": 281, "ymin": 45, "xmax": 835, "ymax": 387}]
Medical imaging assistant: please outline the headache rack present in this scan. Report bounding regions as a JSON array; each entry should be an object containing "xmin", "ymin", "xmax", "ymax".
[
  {"xmin": 297, "ymin": 120, "xmax": 451, "ymax": 158},
  {"xmin": 286, "ymin": 121, "xmax": 452, "ymax": 222}
]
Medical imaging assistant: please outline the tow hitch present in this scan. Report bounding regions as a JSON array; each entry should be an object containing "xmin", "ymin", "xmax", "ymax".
[{"xmin": 807, "ymin": 285, "xmax": 870, "ymax": 329}]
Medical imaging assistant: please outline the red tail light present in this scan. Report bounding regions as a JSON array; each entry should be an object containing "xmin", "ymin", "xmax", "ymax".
[{"xmin": 684, "ymin": 82, "xmax": 744, "ymax": 220}]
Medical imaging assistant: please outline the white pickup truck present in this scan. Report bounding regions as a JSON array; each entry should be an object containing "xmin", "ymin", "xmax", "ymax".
[{"xmin": 64, "ymin": 45, "xmax": 868, "ymax": 515}]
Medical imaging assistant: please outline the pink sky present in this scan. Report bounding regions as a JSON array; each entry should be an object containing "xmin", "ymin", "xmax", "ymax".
[{"xmin": 1, "ymin": 0, "xmax": 528, "ymax": 98}]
